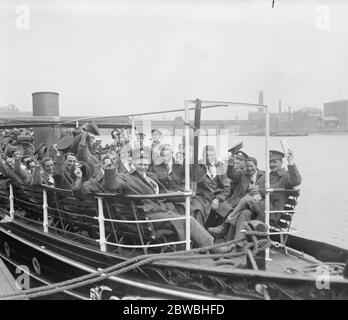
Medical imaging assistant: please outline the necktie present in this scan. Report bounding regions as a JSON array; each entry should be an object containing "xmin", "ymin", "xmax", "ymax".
[
  {"xmin": 208, "ymin": 164, "xmax": 216, "ymax": 179},
  {"xmin": 145, "ymin": 175, "xmax": 159, "ymax": 194}
]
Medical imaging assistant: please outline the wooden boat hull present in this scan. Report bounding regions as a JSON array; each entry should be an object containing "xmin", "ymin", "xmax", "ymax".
[{"xmin": 1, "ymin": 221, "xmax": 348, "ymax": 300}]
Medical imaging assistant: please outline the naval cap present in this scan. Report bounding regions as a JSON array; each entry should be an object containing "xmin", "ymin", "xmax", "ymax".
[
  {"xmin": 235, "ymin": 150, "xmax": 249, "ymax": 161},
  {"xmin": 228, "ymin": 142, "xmax": 244, "ymax": 155},
  {"xmin": 270, "ymin": 150, "xmax": 285, "ymax": 160}
]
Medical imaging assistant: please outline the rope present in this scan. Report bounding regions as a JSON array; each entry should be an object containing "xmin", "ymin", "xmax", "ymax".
[{"xmin": 1, "ymin": 237, "xmax": 271, "ymax": 300}]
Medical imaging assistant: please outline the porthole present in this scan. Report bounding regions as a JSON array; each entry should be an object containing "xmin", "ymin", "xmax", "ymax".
[
  {"xmin": 4, "ymin": 241, "xmax": 10, "ymax": 257},
  {"xmin": 32, "ymin": 257, "xmax": 41, "ymax": 275}
]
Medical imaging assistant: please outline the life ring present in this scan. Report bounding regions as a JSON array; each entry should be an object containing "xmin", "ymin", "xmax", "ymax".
[
  {"xmin": 32, "ymin": 257, "xmax": 41, "ymax": 275},
  {"xmin": 4, "ymin": 241, "xmax": 10, "ymax": 257}
]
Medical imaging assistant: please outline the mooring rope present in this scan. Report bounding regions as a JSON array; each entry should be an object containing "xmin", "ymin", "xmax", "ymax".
[{"xmin": 0, "ymin": 237, "xmax": 271, "ymax": 300}]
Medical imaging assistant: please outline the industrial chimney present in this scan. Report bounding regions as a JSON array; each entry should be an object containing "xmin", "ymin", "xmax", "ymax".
[{"xmin": 32, "ymin": 92, "xmax": 60, "ymax": 149}]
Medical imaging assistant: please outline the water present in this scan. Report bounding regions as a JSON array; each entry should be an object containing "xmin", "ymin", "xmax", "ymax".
[{"xmin": 101, "ymin": 134, "xmax": 348, "ymax": 249}]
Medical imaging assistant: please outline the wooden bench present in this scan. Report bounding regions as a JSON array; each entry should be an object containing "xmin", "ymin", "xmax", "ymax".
[
  {"xmin": 101, "ymin": 193, "xmax": 177, "ymax": 254},
  {"xmin": 269, "ymin": 189, "xmax": 300, "ymax": 245}
]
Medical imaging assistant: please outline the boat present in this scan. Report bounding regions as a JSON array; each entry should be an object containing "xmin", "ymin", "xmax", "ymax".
[{"xmin": 0, "ymin": 98, "xmax": 347, "ymax": 300}]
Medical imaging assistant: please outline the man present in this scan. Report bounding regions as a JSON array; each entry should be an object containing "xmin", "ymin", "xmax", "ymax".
[
  {"xmin": 53, "ymin": 151, "xmax": 77, "ymax": 189},
  {"xmin": 246, "ymin": 157, "xmax": 264, "ymax": 190},
  {"xmin": 149, "ymin": 144, "xmax": 184, "ymax": 192},
  {"xmin": 150, "ymin": 128, "xmax": 162, "ymax": 165},
  {"xmin": 208, "ymin": 155, "xmax": 264, "ymax": 236},
  {"xmin": 209, "ymin": 149, "xmax": 302, "ymax": 243},
  {"xmin": 115, "ymin": 148, "xmax": 135, "ymax": 174},
  {"xmin": 32, "ymin": 157, "xmax": 55, "ymax": 186},
  {"xmin": 72, "ymin": 161, "xmax": 106, "ymax": 199},
  {"xmin": 0, "ymin": 152, "xmax": 31, "ymax": 185},
  {"xmin": 190, "ymin": 145, "xmax": 231, "ymax": 226},
  {"xmin": 175, "ymin": 151, "xmax": 184, "ymax": 165},
  {"xmin": 135, "ymin": 132, "xmax": 146, "ymax": 149},
  {"xmin": 48, "ymin": 136, "xmax": 77, "ymax": 189},
  {"xmin": 103, "ymin": 146, "xmax": 232, "ymax": 252}
]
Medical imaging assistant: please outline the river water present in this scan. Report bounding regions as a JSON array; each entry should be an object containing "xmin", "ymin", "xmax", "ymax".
[{"xmin": 101, "ymin": 133, "xmax": 348, "ymax": 249}]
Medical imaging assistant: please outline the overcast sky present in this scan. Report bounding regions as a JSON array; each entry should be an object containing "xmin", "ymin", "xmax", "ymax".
[{"xmin": 1, "ymin": 0, "xmax": 348, "ymax": 118}]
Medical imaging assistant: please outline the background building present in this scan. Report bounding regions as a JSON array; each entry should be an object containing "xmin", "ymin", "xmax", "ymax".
[{"xmin": 324, "ymin": 100, "xmax": 348, "ymax": 129}]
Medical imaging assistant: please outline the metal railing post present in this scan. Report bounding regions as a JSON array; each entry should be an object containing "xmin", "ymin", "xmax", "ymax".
[
  {"xmin": 42, "ymin": 189, "xmax": 49, "ymax": 233},
  {"xmin": 9, "ymin": 184, "xmax": 14, "ymax": 221},
  {"xmin": 264, "ymin": 104, "xmax": 271, "ymax": 260},
  {"xmin": 97, "ymin": 197, "xmax": 107, "ymax": 252},
  {"xmin": 131, "ymin": 116, "xmax": 135, "ymax": 149},
  {"xmin": 184, "ymin": 100, "xmax": 191, "ymax": 251}
]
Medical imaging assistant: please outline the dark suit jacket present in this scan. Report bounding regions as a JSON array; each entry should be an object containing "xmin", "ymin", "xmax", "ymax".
[
  {"xmin": 149, "ymin": 158, "xmax": 185, "ymax": 192},
  {"xmin": 190, "ymin": 162, "xmax": 231, "ymax": 221},
  {"xmin": 257, "ymin": 164, "xmax": 302, "ymax": 212},
  {"xmin": 53, "ymin": 154, "xmax": 75, "ymax": 189}
]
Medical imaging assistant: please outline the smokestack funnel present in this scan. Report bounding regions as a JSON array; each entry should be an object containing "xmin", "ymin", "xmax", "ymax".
[{"xmin": 32, "ymin": 91, "xmax": 60, "ymax": 149}]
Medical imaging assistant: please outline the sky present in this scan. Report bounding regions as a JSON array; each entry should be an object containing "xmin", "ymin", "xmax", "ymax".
[{"xmin": 1, "ymin": 0, "xmax": 348, "ymax": 118}]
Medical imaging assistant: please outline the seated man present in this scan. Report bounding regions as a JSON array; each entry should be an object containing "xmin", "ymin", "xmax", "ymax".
[
  {"xmin": 103, "ymin": 146, "xmax": 232, "ymax": 252},
  {"xmin": 32, "ymin": 157, "xmax": 55, "ymax": 186},
  {"xmin": 209, "ymin": 149, "xmax": 301, "ymax": 244},
  {"xmin": 149, "ymin": 144, "xmax": 184, "ymax": 192},
  {"xmin": 71, "ymin": 161, "xmax": 106, "ymax": 198},
  {"xmin": 0, "ymin": 152, "xmax": 31, "ymax": 185},
  {"xmin": 53, "ymin": 145, "xmax": 77, "ymax": 189},
  {"xmin": 209, "ymin": 155, "xmax": 264, "ymax": 235},
  {"xmin": 190, "ymin": 145, "xmax": 231, "ymax": 226},
  {"xmin": 115, "ymin": 148, "xmax": 135, "ymax": 174}
]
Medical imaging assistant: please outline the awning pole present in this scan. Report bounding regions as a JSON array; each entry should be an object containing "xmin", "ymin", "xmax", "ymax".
[
  {"xmin": 265, "ymin": 104, "xmax": 271, "ymax": 260},
  {"xmin": 184, "ymin": 100, "xmax": 191, "ymax": 251},
  {"xmin": 131, "ymin": 116, "xmax": 135, "ymax": 149}
]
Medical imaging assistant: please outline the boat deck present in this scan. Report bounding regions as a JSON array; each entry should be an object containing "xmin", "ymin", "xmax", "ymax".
[{"xmin": 159, "ymin": 245, "xmax": 324, "ymax": 279}]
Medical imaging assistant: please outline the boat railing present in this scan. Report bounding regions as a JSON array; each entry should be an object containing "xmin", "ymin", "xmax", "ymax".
[
  {"xmin": 262, "ymin": 187, "xmax": 300, "ymax": 252},
  {"xmin": 5, "ymin": 183, "xmax": 192, "ymax": 253},
  {"xmin": 93, "ymin": 191, "xmax": 192, "ymax": 252}
]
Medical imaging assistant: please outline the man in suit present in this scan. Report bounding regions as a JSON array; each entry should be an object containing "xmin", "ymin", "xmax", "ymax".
[
  {"xmin": 32, "ymin": 157, "xmax": 55, "ymax": 186},
  {"xmin": 190, "ymin": 145, "xmax": 231, "ymax": 227},
  {"xmin": 103, "ymin": 146, "xmax": 233, "ymax": 252},
  {"xmin": 149, "ymin": 144, "xmax": 185, "ymax": 192},
  {"xmin": 115, "ymin": 148, "xmax": 135, "ymax": 174},
  {"xmin": 52, "ymin": 136, "xmax": 77, "ymax": 189},
  {"xmin": 208, "ymin": 149, "xmax": 301, "ymax": 243}
]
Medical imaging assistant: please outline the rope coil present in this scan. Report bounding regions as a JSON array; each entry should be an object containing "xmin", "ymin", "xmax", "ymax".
[{"xmin": 0, "ymin": 237, "xmax": 271, "ymax": 300}]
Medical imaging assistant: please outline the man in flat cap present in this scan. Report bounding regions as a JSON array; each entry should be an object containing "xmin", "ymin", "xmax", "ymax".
[
  {"xmin": 103, "ymin": 146, "xmax": 233, "ymax": 252},
  {"xmin": 208, "ymin": 148, "xmax": 301, "ymax": 245},
  {"xmin": 190, "ymin": 145, "xmax": 231, "ymax": 227}
]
